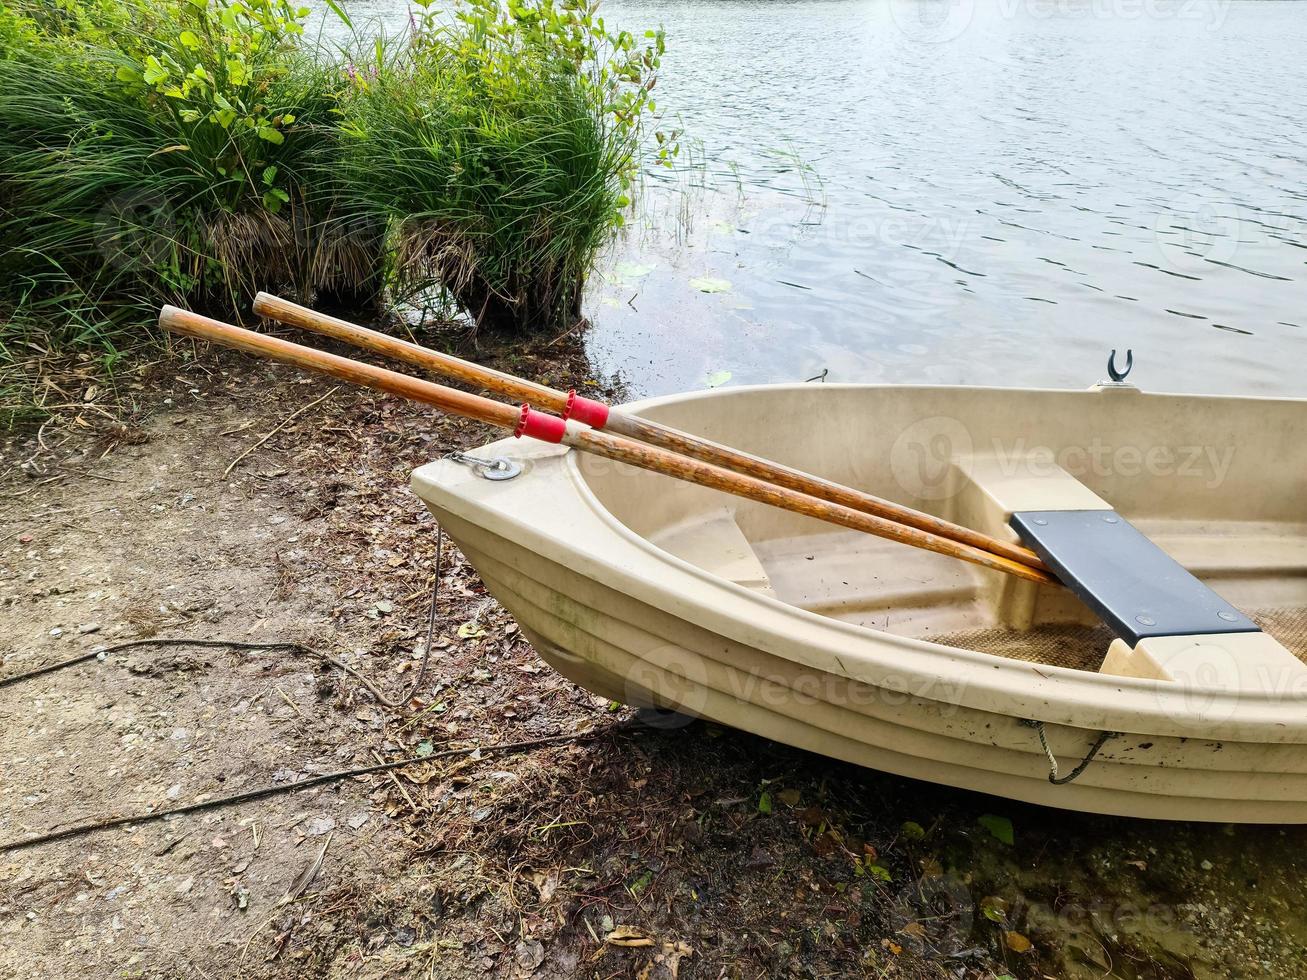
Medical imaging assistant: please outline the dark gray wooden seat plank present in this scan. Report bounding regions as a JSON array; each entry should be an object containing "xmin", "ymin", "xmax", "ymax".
[{"xmin": 1011, "ymin": 510, "xmax": 1259, "ymax": 645}]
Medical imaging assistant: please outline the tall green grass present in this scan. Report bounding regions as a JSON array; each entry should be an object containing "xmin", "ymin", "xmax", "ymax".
[
  {"xmin": 331, "ymin": 0, "xmax": 669, "ymax": 333},
  {"xmin": 0, "ymin": 0, "xmax": 672, "ymax": 360},
  {"xmin": 0, "ymin": 0, "xmax": 355, "ymax": 353}
]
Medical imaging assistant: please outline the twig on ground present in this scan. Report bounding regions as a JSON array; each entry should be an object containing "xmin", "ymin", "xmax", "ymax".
[{"xmin": 223, "ymin": 386, "xmax": 338, "ymax": 479}]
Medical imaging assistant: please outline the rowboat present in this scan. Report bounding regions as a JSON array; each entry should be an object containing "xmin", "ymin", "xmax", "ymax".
[
  {"xmin": 157, "ymin": 303, "xmax": 1307, "ymax": 822},
  {"xmin": 411, "ymin": 381, "xmax": 1307, "ymax": 822}
]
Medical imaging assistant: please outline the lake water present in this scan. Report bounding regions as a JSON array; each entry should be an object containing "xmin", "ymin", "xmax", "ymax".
[{"xmin": 329, "ymin": 0, "xmax": 1307, "ymax": 398}]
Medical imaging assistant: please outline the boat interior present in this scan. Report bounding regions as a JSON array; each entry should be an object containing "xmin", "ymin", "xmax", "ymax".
[{"xmin": 576, "ymin": 385, "xmax": 1307, "ymax": 676}]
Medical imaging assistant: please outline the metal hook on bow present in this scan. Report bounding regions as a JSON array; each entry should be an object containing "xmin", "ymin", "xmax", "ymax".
[{"xmin": 1107, "ymin": 348, "xmax": 1134, "ymax": 383}]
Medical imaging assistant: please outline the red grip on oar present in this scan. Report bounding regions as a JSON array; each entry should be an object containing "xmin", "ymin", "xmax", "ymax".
[
  {"xmin": 514, "ymin": 404, "xmax": 566, "ymax": 443},
  {"xmin": 562, "ymin": 389, "xmax": 610, "ymax": 429}
]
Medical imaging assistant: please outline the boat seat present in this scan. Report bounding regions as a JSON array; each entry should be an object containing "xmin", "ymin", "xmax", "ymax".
[
  {"xmin": 1012, "ymin": 509, "xmax": 1260, "ymax": 646},
  {"xmin": 648, "ymin": 507, "xmax": 774, "ymax": 595},
  {"xmin": 949, "ymin": 452, "xmax": 1304, "ymax": 689}
]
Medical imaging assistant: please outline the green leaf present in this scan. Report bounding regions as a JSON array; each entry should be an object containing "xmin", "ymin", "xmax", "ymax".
[
  {"xmin": 324, "ymin": 0, "xmax": 354, "ymax": 26},
  {"xmin": 757, "ymin": 791, "xmax": 772, "ymax": 815},
  {"xmin": 900, "ymin": 820, "xmax": 925, "ymax": 841},
  {"xmin": 179, "ymin": 30, "xmax": 200, "ymax": 49},
  {"xmin": 115, "ymin": 66, "xmax": 143, "ymax": 84},
  {"xmin": 978, "ymin": 813, "xmax": 1014, "ymax": 846},
  {"xmin": 688, "ymin": 275, "xmax": 731, "ymax": 294},
  {"xmin": 262, "ymin": 165, "xmax": 278, "ymax": 185},
  {"xmin": 864, "ymin": 863, "xmax": 892, "ymax": 882},
  {"xmin": 256, "ymin": 125, "xmax": 285, "ymax": 145},
  {"xmin": 262, "ymin": 188, "xmax": 289, "ymax": 212},
  {"xmin": 142, "ymin": 56, "xmax": 169, "ymax": 86}
]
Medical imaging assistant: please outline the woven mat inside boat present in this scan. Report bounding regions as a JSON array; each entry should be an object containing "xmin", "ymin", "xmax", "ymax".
[
  {"xmin": 1250, "ymin": 607, "xmax": 1307, "ymax": 665},
  {"xmin": 929, "ymin": 607, "xmax": 1307, "ymax": 671},
  {"xmin": 927, "ymin": 624, "xmax": 1113, "ymax": 672}
]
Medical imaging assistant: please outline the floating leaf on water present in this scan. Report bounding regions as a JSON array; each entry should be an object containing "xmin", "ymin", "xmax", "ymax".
[
  {"xmin": 978, "ymin": 813, "xmax": 1014, "ymax": 846},
  {"xmin": 703, "ymin": 370, "xmax": 733, "ymax": 388},
  {"xmin": 614, "ymin": 260, "xmax": 656, "ymax": 279},
  {"xmin": 688, "ymin": 276, "xmax": 731, "ymax": 294}
]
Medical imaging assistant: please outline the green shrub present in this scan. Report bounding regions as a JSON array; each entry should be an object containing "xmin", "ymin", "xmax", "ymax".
[
  {"xmin": 332, "ymin": 0, "xmax": 672, "ymax": 334},
  {"xmin": 0, "ymin": 0, "xmax": 354, "ymax": 346},
  {"xmin": 0, "ymin": 0, "xmax": 673, "ymax": 354}
]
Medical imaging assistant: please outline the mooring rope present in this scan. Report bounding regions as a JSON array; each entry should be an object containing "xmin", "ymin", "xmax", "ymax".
[{"xmin": 1020, "ymin": 719, "xmax": 1119, "ymax": 785}]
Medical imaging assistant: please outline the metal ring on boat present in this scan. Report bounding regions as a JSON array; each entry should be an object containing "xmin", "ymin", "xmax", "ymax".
[{"xmin": 444, "ymin": 451, "xmax": 522, "ymax": 481}]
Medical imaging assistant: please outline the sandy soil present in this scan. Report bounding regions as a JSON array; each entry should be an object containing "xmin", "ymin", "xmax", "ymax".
[{"xmin": 2, "ymin": 331, "xmax": 1306, "ymax": 980}]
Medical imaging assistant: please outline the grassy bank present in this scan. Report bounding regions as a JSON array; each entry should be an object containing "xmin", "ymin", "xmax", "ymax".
[{"xmin": 0, "ymin": 0, "xmax": 673, "ymax": 425}]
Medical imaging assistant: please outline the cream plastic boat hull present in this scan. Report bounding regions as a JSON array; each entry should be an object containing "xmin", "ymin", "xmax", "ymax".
[{"xmin": 412, "ymin": 383, "xmax": 1307, "ymax": 822}]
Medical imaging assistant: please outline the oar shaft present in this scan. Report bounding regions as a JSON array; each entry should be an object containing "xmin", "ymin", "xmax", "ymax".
[
  {"xmin": 565, "ymin": 428, "xmax": 1056, "ymax": 585},
  {"xmin": 160, "ymin": 307, "xmax": 522, "ymax": 431},
  {"xmin": 160, "ymin": 308, "xmax": 1055, "ymax": 585},
  {"xmin": 252, "ymin": 293, "xmax": 1047, "ymax": 573},
  {"xmin": 604, "ymin": 412, "xmax": 1047, "ymax": 570},
  {"xmin": 253, "ymin": 293, "xmax": 564, "ymax": 411}
]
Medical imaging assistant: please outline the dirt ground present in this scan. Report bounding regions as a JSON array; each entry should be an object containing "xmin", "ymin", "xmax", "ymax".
[{"xmin": 2, "ymin": 325, "xmax": 1306, "ymax": 980}]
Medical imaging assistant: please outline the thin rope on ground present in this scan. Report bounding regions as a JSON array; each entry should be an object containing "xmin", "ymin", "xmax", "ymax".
[
  {"xmin": 0, "ymin": 723, "xmax": 630, "ymax": 854},
  {"xmin": 0, "ymin": 524, "xmax": 448, "ymax": 708}
]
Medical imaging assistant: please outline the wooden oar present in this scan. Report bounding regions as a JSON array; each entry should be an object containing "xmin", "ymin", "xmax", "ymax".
[
  {"xmin": 252, "ymin": 292, "xmax": 1047, "ymax": 573},
  {"xmin": 161, "ymin": 306, "xmax": 1057, "ymax": 586}
]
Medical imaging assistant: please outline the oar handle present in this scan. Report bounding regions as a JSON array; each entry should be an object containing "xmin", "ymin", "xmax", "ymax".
[
  {"xmin": 252, "ymin": 292, "xmax": 615, "ymax": 428},
  {"xmin": 160, "ymin": 306, "xmax": 522, "ymax": 432}
]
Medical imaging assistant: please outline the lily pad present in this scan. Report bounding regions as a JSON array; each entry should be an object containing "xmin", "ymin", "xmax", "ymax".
[
  {"xmin": 614, "ymin": 260, "xmax": 656, "ymax": 279},
  {"xmin": 689, "ymin": 275, "xmax": 732, "ymax": 294}
]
